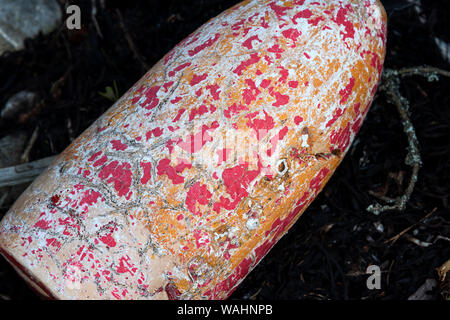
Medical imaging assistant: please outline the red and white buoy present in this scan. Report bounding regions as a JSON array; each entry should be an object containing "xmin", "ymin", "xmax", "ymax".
[{"xmin": 0, "ymin": 0, "xmax": 386, "ymax": 299}]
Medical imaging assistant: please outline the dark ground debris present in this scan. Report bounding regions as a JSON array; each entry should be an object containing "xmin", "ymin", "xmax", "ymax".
[{"xmin": 0, "ymin": 0, "xmax": 449, "ymax": 300}]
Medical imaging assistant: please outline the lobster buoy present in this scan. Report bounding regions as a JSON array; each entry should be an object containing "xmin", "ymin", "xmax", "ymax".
[{"xmin": 0, "ymin": 0, "xmax": 386, "ymax": 299}]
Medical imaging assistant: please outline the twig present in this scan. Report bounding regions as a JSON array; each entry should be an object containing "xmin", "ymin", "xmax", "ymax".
[
  {"xmin": 385, "ymin": 208, "xmax": 436, "ymax": 244},
  {"xmin": 91, "ymin": 0, "xmax": 104, "ymax": 38},
  {"xmin": 116, "ymin": 9, "xmax": 149, "ymax": 71},
  {"xmin": 396, "ymin": 65, "xmax": 450, "ymax": 79},
  {"xmin": 0, "ymin": 156, "xmax": 57, "ymax": 188},
  {"xmin": 367, "ymin": 70, "xmax": 421, "ymax": 214},
  {"xmin": 434, "ymin": 235, "xmax": 450, "ymax": 244},
  {"xmin": 386, "ymin": 260, "xmax": 395, "ymax": 287},
  {"xmin": 20, "ymin": 126, "xmax": 39, "ymax": 164},
  {"xmin": 403, "ymin": 234, "xmax": 432, "ymax": 247},
  {"xmin": 366, "ymin": 66, "xmax": 450, "ymax": 214},
  {"xmin": 249, "ymin": 286, "xmax": 263, "ymax": 300}
]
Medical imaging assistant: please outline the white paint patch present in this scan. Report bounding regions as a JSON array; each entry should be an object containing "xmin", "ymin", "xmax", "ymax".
[
  {"xmin": 300, "ymin": 134, "xmax": 309, "ymax": 148},
  {"xmin": 246, "ymin": 218, "xmax": 259, "ymax": 230}
]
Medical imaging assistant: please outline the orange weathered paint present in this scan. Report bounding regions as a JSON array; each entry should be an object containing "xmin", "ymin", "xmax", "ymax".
[{"xmin": 0, "ymin": 0, "xmax": 386, "ymax": 299}]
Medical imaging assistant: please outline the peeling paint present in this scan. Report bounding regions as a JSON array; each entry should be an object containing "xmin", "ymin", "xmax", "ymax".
[{"xmin": 0, "ymin": 0, "xmax": 386, "ymax": 300}]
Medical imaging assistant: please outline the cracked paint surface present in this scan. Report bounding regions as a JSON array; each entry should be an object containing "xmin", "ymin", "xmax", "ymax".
[{"xmin": 0, "ymin": 0, "xmax": 386, "ymax": 299}]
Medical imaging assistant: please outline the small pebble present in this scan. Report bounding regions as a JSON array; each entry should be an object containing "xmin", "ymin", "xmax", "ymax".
[
  {"xmin": 373, "ymin": 221, "xmax": 384, "ymax": 233},
  {"xmin": 1, "ymin": 91, "xmax": 37, "ymax": 120}
]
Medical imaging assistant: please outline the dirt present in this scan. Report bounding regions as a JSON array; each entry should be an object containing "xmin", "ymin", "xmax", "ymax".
[{"xmin": 0, "ymin": 0, "xmax": 449, "ymax": 300}]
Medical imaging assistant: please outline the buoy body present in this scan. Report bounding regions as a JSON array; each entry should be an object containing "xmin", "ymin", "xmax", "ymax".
[{"xmin": 0, "ymin": 0, "xmax": 386, "ymax": 299}]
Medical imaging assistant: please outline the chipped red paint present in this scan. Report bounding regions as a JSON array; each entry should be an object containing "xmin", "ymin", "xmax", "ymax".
[
  {"xmin": 189, "ymin": 33, "xmax": 221, "ymax": 56},
  {"xmin": 92, "ymin": 154, "xmax": 107, "ymax": 167},
  {"xmin": 189, "ymin": 104, "xmax": 209, "ymax": 121},
  {"xmin": 33, "ymin": 217, "xmax": 51, "ymax": 230},
  {"xmin": 246, "ymin": 110, "xmax": 275, "ymax": 140},
  {"xmin": 99, "ymin": 234, "xmax": 116, "ymax": 248},
  {"xmin": 190, "ymin": 73, "xmax": 208, "ymax": 86},
  {"xmin": 310, "ymin": 167, "xmax": 331, "ymax": 194},
  {"xmin": 0, "ymin": 0, "xmax": 386, "ymax": 300},
  {"xmin": 282, "ymin": 28, "xmax": 301, "ymax": 45},
  {"xmin": 172, "ymin": 107, "xmax": 185, "ymax": 122},
  {"xmin": 165, "ymin": 282, "xmax": 182, "ymax": 300},
  {"xmin": 116, "ymin": 255, "xmax": 138, "ymax": 275},
  {"xmin": 224, "ymin": 103, "xmax": 248, "ymax": 119},
  {"xmin": 269, "ymin": 2, "xmax": 290, "ymax": 19},
  {"xmin": 140, "ymin": 161, "xmax": 152, "ymax": 185},
  {"xmin": 288, "ymin": 80, "xmax": 299, "ymax": 88},
  {"xmin": 233, "ymin": 53, "xmax": 260, "ymax": 76},
  {"xmin": 163, "ymin": 81, "xmax": 174, "ymax": 92},
  {"xmin": 339, "ymin": 77, "xmax": 355, "ymax": 104},
  {"xmin": 268, "ymin": 43, "xmax": 284, "ymax": 59},
  {"xmin": 186, "ymin": 182, "xmax": 212, "ymax": 216},
  {"xmin": 98, "ymin": 161, "xmax": 132, "ymax": 197},
  {"xmin": 51, "ymin": 194, "xmax": 60, "ymax": 206},
  {"xmin": 326, "ymin": 108, "xmax": 344, "ymax": 128},
  {"xmin": 308, "ymin": 15, "xmax": 325, "ymax": 26},
  {"xmin": 294, "ymin": 115, "xmax": 303, "ymax": 125},
  {"xmin": 110, "ymin": 140, "xmax": 128, "ymax": 151},
  {"xmin": 222, "ymin": 163, "xmax": 260, "ymax": 202},
  {"xmin": 139, "ymin": 86, "xmax": 161, "ymax": 110},
  {"xmin": 242, "ymin": 79, "xmax": 260, "ymax": 105},
  {"xmin": 242, "ymin": 35, "xmax": 262, "ymax": 50},
  {"xmin": 270, "ymin": 90, "xmax": 290, "ymax": 107},
  {"xmin": 146, "ymin": 127, "xmax": 164, "ymax": 140},
  {"xmin": 169, "ymin": 62, "xmax": 192, "ymax": 77},
  {"xmin": 206, "ymin": 84, "xmax": 221, "ymax": 100},
  {"xmin": 260, "ymin": 78, "xmax": 271, "ymax": 88},
  {"xmin": 330, "ymin": 124, "xmax": 352, "ymax": 151},
  {"xmin": 79, "ymin": 189, "xmax": 102, "ymax": 207},
  {"xmin": 157, "ymin": 158, "xmax": 191, "ymax": 185},
  {"xmin": 292, "ymin": 9, "xmax": 313, "ymax": 23},
  {"xmin": 332, "ymin": 6, "xmax": 355, "ymax": 42}
]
